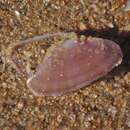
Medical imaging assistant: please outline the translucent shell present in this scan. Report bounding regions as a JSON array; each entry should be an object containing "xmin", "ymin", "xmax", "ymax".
[{"xmin": 27, "ymin": 37, "xmax": 123, "ymax": 96}]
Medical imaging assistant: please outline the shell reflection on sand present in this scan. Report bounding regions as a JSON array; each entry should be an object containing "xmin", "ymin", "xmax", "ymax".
[{"xmin": 27, "ymin": 37, "xmax": 123, "ymax": 96}]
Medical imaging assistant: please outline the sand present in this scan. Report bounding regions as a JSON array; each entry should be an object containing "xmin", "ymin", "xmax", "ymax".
[{"xmin": 0, "ymin": 0, "xmax": 130, "ymax": 130}]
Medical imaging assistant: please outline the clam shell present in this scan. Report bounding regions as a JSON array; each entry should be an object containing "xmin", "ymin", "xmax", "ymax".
[{"xmin": 27, "ymin": 37, "xmax": 123, "ymax": 96}]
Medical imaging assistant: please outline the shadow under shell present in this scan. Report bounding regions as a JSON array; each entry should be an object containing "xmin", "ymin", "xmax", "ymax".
[{"xmin": 27, "ymin": 37, "xmax": 123, "ymax": 96}]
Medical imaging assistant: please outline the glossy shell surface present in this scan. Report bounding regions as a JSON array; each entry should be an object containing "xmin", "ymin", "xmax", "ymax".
[{"xmin": 27, "ymin": 37, "xmax": 123, "ymax": 96}]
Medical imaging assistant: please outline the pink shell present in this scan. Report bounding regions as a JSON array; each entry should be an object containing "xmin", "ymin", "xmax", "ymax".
[{"xmin": 27, "ymin": 37, "xmax": 123, "ymax": 96}]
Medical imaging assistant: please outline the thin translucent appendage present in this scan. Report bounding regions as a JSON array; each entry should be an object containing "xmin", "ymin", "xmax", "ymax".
[
  {"xmin": 124, "ymin": 0, "xmax": 130, "ymax": 11},
  {"xmin": 11, "ymin": 32, "xmax": 72, "ymax": 78},
  {"xmin": 18, "ymin": 32, "xmax": 70, "ymax": 45}
]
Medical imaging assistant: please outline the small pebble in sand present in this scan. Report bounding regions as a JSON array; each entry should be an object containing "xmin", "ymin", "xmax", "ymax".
[{"xmin": 14, "ymin": 10, "xmax": 20, "ymax": 19}]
